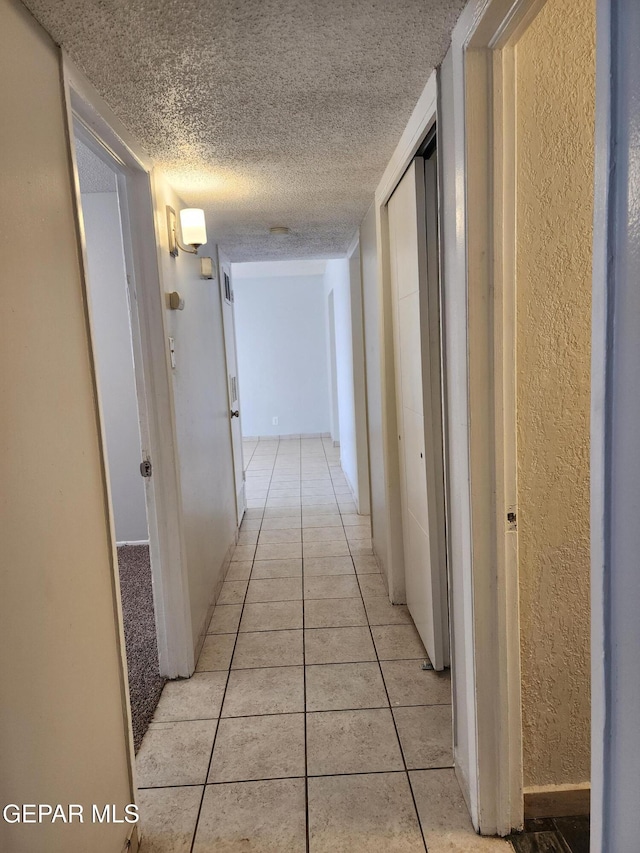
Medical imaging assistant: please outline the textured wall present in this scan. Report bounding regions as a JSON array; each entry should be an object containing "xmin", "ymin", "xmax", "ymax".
[{"xmin": 515, "ymin": 0, "xmax": 595, "ymax": 788}]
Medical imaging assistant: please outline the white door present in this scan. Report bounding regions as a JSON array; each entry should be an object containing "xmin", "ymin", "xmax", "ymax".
[
  {"xmin": 218, "ymin": 253, "xmax": 246, "ymax": 526},
  {"xmin": 387, "ymin": 156, "xmax": 449, "ymax": 670}
]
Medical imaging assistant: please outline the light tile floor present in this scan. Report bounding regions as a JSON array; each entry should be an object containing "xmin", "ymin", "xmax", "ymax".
[{"xmin": 137, "ymin": 437, "xmax": 512, "ymax": 852}]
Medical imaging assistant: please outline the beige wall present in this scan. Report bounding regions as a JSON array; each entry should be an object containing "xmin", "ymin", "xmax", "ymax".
[
  {"xmin": 154, "ymin": 175, "xmax": 237, "ymax": 653},
  {"xmin": 0, "ymin": 1, "xmax": 134, "ymax": 850},
  {"xmin": 515, "ymin": 0, "xmax": 595, "ymax": 788}
]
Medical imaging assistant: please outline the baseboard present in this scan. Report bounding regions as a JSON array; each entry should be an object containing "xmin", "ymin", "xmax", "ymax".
[
  {"xmin": 116, "ymin": 540, "xmax": 150, "ymax": 548},
  {"xmin": 243, "ymin": 432, "xmax": 332, "ymax": 441},
  {"xmin": 523, "ymin": 783, "xmax": 590, "ymax": 819},
  {"xmin": 333, "ymin": 440, "xmax": 340, "ymax": 448}
]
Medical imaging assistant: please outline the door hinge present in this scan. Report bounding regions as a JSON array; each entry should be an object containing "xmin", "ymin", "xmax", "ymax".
[{"xmin": 140, "ymin": 458, "xmax": 153, "ymax": 478}]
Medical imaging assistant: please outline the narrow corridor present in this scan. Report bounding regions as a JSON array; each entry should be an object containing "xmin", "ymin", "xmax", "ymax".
[{"xmin": 136, "ymin": 438, "xmax": 510, "ymax": 851}]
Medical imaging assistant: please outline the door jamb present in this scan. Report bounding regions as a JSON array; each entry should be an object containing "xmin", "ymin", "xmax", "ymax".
[
  {"xmin": 464, "ymin": 0, "xmax": 545, "ymax": 834},
  {"xmin": 62, "ymin": 55, "xmax": 194, "ymax": 679}
]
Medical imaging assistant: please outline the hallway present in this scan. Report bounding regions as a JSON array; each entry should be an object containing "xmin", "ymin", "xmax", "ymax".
[{"xmin": 135, "ymin": 437, "xmax": 507, "ymax": 852}]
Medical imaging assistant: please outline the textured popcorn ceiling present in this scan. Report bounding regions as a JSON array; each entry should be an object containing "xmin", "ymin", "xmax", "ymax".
[{"xmin": 24, "ymin": 0, "xmax": 465, "ymax": 260}]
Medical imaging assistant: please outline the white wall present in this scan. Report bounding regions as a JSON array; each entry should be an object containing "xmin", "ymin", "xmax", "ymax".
[
  {"xmin": 233, "ymin": 268, "xmax": 331, "ymax": 438},
  {"xmin": 81, "ymin": 189, "xmax": 148, "ymax": 543},
  {"xmin": 0, "ymin": 1, "xmax": 134, "ymax": 849},
  {"xmin": 360, "ymin": 205, "xmax": 388, "ymax": 568},
  {"xmin": 324, "ymin": 259, "xmax": 358, "ymax": 496},
  {"xmin": 155, "ymin": 175, "xmax": 237, "ymax": 654}
]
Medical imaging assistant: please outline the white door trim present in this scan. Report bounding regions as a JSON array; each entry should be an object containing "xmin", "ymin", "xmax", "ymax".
[{"xmin": 62, "ymin": 55, "xmax": 194, "ymax": 679}]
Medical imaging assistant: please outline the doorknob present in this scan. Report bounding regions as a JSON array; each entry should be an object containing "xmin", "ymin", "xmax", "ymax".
[{"xmin": 230, "ymin": 410, "xmax": 240, "ymax": 418}]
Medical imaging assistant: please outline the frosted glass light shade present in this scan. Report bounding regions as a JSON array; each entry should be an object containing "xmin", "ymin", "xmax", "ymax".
[{"xmin": 180, "ymin": 208, "xmax": 207, "ymax": 247}]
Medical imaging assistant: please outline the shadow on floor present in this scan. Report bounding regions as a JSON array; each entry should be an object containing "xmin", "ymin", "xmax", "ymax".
[
  {"xmin": 508, "ymin": 816, "xmax": 589, "ymax": 853},
  {"xmin": 117, "ymin": 544, "xmax": 165, "ymax": 752}
]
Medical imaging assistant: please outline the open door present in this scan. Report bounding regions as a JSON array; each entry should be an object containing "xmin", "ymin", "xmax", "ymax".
[
  {"xmin": 387, "ymin": 154, "xmax": 449, "ymax": 670},
  {"xmin": 218, "ymin": 252, "xmax": 246, "ymax": 526}
]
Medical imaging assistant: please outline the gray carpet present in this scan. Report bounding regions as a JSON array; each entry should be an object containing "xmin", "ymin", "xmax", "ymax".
[{"xmin": 117, "ymin": 544, "xmax": 165, "ymax": 752}]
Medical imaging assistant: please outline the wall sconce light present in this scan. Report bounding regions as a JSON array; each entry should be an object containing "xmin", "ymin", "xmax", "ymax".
[{"xmin": 167, "ymin": 206, "xmax": 207, "ymax": 256}]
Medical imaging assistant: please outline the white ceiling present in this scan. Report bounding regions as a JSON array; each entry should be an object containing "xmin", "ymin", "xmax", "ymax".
[{"xmin": 24, "ymin": 0, "xmax": 465, "ymax": 261}]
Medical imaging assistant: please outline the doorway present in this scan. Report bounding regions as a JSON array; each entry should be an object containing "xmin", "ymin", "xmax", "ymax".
[{"xmin": 73, "ymin": 126, "xmax": 165, "ymax": 749}]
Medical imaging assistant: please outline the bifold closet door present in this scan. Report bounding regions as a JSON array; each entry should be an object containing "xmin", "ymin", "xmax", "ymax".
[{"xmin": 387, "ymin": 156, "xmax": 449, "ymax": 670}]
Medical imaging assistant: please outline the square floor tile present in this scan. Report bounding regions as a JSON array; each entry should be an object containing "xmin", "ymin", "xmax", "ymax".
[
  {"xmin": 246, "ymin": 499, "xmax": 267, "ymax": 509},
  {"xmin": 251, "ymin": 559, "xmax": 303, "ymax": 579},
  {"xmin": 232, "ymin": 544, "xmax": 256, "ymax": 561},
  {"xmin": 303, "ymin": 526, "xmax": 346, "ymax": 542},
  {"xmin": 304, "ymin": 540, "xmax": 350, "ymax": 558},
  {"xmin": 263, "ymin": 508, "xmax": 301, "ymax": 519},
  {"xmin": 345, "ymin": 527, "xmax": 372, "ymax": 541},
  {"xmin": 226, "ymin": 561, "xmax": 253, "ymax": 581},
  {"xmin": 304, "ymin": 575, "xmax": 361, "ymax": 599},
  {"xmin": 305, "ymin": 598, "xmax": 367, "ymax": 628},
  {"xmin": 222, "ymin": 666, "xmax": 304, "ymax": 716},
  {"xmin": 303, "ymin": 556, "xmax": 355, "ymax": 576},
  {"xmin": 306, "ymin": 662, "xmax": 389, "ymax": 711},
  {"xmin": 259, "ymin": 528, "xmax": 301, "ymax": 544},
  {"xmin": 262, "ymin": 517, "xmax": 303, "ymax": 530},
  {"xmin": 217, "ymin": 580, "xmax": 249, "ymax": 605},
  {"xmin": 358, "ymin": 574, "xmax": 388, "ymax": 599},
  {"xmin": 353, "ymin": 555, "xmax": 380, "ymax": 574},
  {"xmin": 303, "ymin": 514, "xmax": 346, "ymax": 528},
  {"xmin": 381, "ymin": 660, "xmax": 452, "ymax": 706},
  {"xmin": 371, "ymin": 625, "xmax": 427, "ymax": 660},
  {"xmin": 136, "ymin": 719, "xmax": 217, "ymax": 787},
  {"xmin": 154, "ymin": 672, "xmax": 227, "ymax": 721},
  {"xmin": 308, "ymin": 772, "xmax": 425, "ymax": 853},
  {"xmin": 137, "ymin": 785, "xmax": 202, "ymax": 853},
  {"xmin": 303, "ymin": 504, "xmax": 340, "ymax": 515},
  {"xmin": 240, "ymin": 518, "xmax": 262, "ymax": 531},
  {"xmin": 243, "ymin": 508, "xmax": 264, "ymax": 520},
  {"xmin": 207, "ymin": 604, "xmax": 242, "ymax": 634},
  {"xmin": 246, "ymin": 577, "xmax": 302, "ymax": 603},
  {"xmin": 307, "ymin": 708, "xmax": 403, "ymax": 775},
  {"xmin": 410, "ymin": 769, "xmax": 511, "ymax": 851},
  {"xmin": 349, "ymin": 540, "xmax": 374, "ymax": 556},
  {"xmin": 341, "ymin": 514, "xmax": 371, "ymax": 527},
  {"xmin": 193, "ymin": 779, "xmax": 306, "ymax": 853},
  {"xmin": 268, "ymin": 488, "xmax": 301, "ymax": 499},
  {"xmin": 195, "ymin": 634, "xmax": 236, "ymax": 671},
  {"xmin": 209, "ymin": 713, "xmax": 305, "ymax": 782},
  {"xmin": 256, "ymin": 543, "xmax": 302, "ymax": 561},
  {"xmin": 364, "ymin": 597, "xmax": 413, "ymax": 626},
  {"xmin": 266, "ymin": 497, "xmax": 301, "ymax": 508},
  {"xmin": 305, "ymin": 627, "xmax": 377, "ymax": 664},
  {"xmin": 232, "ymin": 630, "xmax": 304, "ymax": 669},
  {"xmin": 240, "ymin": 600, "xmax": 303, "ymax": 632},
  {"xmin": 238, "ymin": 530, "xmax": 259, "ymax": 546},
  {"xmin": 393, "ymin": 705, "xmax": 453, "ymax": 770}
]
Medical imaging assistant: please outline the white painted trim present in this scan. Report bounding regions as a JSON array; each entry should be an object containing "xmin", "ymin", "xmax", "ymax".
[
  {"xmin": 116, "ymin": 540, "xmax": 151, "ymax": 548},
  {"xmin": 63, "ymin": 55, "xmax": 194, "ymax": 679},
  {"xmin": 346, "ymin": 230, "xmax": 361, "ymax": 260}
]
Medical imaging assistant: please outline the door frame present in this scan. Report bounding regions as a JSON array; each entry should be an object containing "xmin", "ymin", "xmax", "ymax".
[
  {"xmin": 463, "ymin": 0, "xmax": 548, "ymax": 834},
  {"xmin": 217, "ymin": 249, "xmax": 246, "ymax": 528},
  {"xmin": 62, "ymin": 55, "xmax": 194, "ymax": 678}
]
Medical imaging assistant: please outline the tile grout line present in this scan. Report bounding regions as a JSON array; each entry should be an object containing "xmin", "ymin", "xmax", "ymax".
[
  {"xmin": 188, "ymin": 439, "xmax": 275, "ymax": 852},
  {"xmin": 300, "ymin": 440, "xmax": 311, "ymax": 853},
  {"xmin": 323, "ymin": 440, "xmax": 430, "ymax": 853}
]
